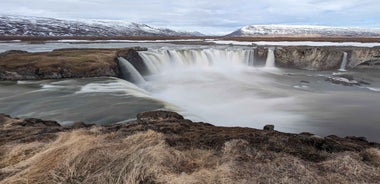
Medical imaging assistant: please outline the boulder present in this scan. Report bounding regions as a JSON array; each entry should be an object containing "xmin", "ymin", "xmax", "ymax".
[
  {"xmin": 263, "ymin": 124, "xmax": 274, "ymax": 131},
  {"xmin": 325, "ymin": 77, "xmax": 360, "ymax": 86},
  {"xmin": 137, "ymin": 111, "xmax": 184, "ymax": 123}
]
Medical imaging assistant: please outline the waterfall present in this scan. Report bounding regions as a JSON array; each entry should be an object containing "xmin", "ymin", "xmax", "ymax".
[
  {"xmin": 138, "ymin": 49, "xmax": 254, "ymax": 74},
  {"xmin": 117, "ymin": 57, "xmax": 146, "ymax": 84},
  {"xmin": 248, "ymin": 49, "xmax": 255, "ymax": 66},
  {"xmin": 339, "ymin": 52, "xmax": 348, "ymax": 71},
  {"xmin": 265, "ymin": 48, "xmax": 275, "ymax": 68}
]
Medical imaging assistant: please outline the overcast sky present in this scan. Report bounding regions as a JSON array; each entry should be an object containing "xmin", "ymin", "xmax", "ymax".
[{"xmin": 1, "ymin": 0, "xmax": 380, "ymax": 35}]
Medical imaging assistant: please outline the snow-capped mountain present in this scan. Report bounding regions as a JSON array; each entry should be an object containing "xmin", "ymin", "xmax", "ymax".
[
  {"xmin": 227, "ymin": 25, "xmax": 380, "ymax": 37},
  {"xmin": 0, "ymin": 15, "xmax": 203, "ymax": 37}
]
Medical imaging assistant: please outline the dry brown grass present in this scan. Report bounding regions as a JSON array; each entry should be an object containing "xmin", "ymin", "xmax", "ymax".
[
  {"xmin": 0, "ymin": 49, "xmax": 122, "ymax": 80},
  {"xmin": 0, "ymin": 49, "xmax": 116, "ymax": 68},
  {"xmin": 1, "ymin": 129, "xmax": 379, "ymax": 184}
]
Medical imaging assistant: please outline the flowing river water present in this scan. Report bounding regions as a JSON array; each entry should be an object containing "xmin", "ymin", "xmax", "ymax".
[{"xmin": 0, "ymin": 42, "xmax": 379, "ymax": 141}]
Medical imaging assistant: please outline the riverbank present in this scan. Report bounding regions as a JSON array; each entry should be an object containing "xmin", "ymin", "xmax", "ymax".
[
  {"xmin": 1, "ymin": 46, "xmax": 379, "ymax": 81},
  {"xmin": 0, "ymin": 111, "xmax": 379, "ymax": 183}
]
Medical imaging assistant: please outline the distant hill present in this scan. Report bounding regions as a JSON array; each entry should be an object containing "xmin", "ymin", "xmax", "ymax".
[
  {"xmin": 0, "ymin": 15, "xmax": 203, "ymax": 37},
  {"xmin": 227, "ymin": 25, "xmax": 380, "ymax": 37}
]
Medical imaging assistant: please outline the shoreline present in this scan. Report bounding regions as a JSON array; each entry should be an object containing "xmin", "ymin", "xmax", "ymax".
[{"xmin": 2, "ymin": 36, "xmax": 380, "ymax": 43}]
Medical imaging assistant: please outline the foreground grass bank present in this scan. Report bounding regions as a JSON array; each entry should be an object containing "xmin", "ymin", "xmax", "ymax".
[{"xmin": 0, "ymin": 111, "xmax": 379, "ymax": 184}]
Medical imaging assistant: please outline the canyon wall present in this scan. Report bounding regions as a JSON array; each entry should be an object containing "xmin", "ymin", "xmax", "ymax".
[
  {"xmin": 1, "ymin": 46, "xmax": 380, "ymax": 81},
  {"xmin": 256, "ymin": 46, "xmax": 380, "ymax": 70}
]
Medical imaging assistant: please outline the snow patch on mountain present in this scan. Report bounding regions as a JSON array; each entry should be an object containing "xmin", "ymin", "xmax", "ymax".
[
  {"xmin": 228, "ymin": 25, "xmax": 380, "ymax": 37},
  {"xmin": 0, "ymin": 15, "xmax": 203, "ymax": 37}
]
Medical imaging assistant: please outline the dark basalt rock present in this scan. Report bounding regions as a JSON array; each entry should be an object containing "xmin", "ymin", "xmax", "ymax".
[
  {"xmin": 263, "ymin": 124, "xmax": 274, "ymax": 131},
  {"xmin": 15, "ymin": 118, "xmax": 61, "ymax": 127},
  {"xmin": 325, "ymin": 75, "xmax": 360, "ymax": 86},
  {"xmin": 69, "ymin": 122, "xmax": 95, "ymax": 129},
  {"xmin": 137, "ymin": 110, "xmax": 184, "ymax": 123},
  {"xmin": 117, "ymin": 47, "xmax": 150, "ymax": 76}
]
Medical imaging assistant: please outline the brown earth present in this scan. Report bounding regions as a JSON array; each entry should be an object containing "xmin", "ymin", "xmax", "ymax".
[
  {"xmin": 0, "ymin": 47, "xmax": 150, "ymax": 81},
  {"xmin": 0, "ymin": 111, "xmax": 379, "ymax": 184},
  {"xmin": 0, "ymin": 48, "xmax": 121, "ymax": 80}
]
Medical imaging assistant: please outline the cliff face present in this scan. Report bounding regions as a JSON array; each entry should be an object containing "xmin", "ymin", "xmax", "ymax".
[
  {"xmin": 256, "ymin": 46, "xmax": 380, "ymax": 70},
  {"xmin": 349, "ymin": 48, "xmax": 380, "ymax": 68},
  {"xmin": 274, "ymin": 47, "xmax": 343, "ymax": 70},
  {"xmin": 1, "ymin": 46, "xmax": 380, "ymax": 81}
]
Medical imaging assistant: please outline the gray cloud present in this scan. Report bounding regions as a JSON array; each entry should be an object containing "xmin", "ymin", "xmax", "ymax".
[{"xmin": 1, "ymin": 0, "xmax": 379, "ymax": 34}]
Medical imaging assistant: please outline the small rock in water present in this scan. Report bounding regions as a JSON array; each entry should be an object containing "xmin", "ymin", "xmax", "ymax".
[
  {"xmin": 326, "ymin": 76, "xmax": 360, "ymax": 86},
  {"xmin": 263, "ymin": 124, "xmax": 274, "ymax": 131},
  {"xmin": 359, "ymin": 80, "xmax": 371, "ymax": 85},
  {"xmin": 333, "ymin": 73, "xmax": 354, "ymax": 80}
]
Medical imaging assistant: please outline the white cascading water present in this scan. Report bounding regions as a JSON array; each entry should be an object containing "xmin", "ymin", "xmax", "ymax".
[
  {"xmin": 265, "ymin": 48, "xmax": 275, "ymax": 68},
  {"xmin": 117, "ymin": 57, "xmax": 146, "ymax": 84},
  {"xmin": 134, "ymin": 48, "xmax": 302, "ymax": 128},
  {"xmin": 248, "ymin": 49, "xmax": 255, "ymax": 66},
  {"xmin": 339, "ymin": 52, "xmax": 348, "ymax": 71},
  {"xmin": 138, "ymin": 48, "xmax": 254, "ymax": 73}
]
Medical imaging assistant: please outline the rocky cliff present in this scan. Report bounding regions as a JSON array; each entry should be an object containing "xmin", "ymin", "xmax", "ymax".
[
  {"xmin": 350, "ymin": 48, "xmax": 380, "ymax": 68},
  {"xmin": 1, "ymin": 46, "xmax": 380, "ymax": 81},
  {"xmin": 256, "ymin": 46, "xmax": 380, "ymax": 70}
]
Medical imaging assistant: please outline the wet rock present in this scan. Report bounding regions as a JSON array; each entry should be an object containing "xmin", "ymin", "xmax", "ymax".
[
  {"xmin": 15, "ymin": 118, "xmax": 61, "ymax": 127},
  {"xmin": 325, "ymin": 76, "xmax": 360, "ymax": 86},
  {"xmin": 137, "ymin": 110, "xmax": 184, "ymax": 123},
  {"xmin": 70, "ymin": 122, "xmax": 95, "ymax": 129},
  {"xmin": 333, "ymin": 73, "xmax": 354, "ymax": 80},
  {"xmin": 263, "ymin": 124, "xmax": 274, "ymax": 131},
  {"xmin": 346, "ymin": 136, "xmax": 368, "ymax": 142},
  {"xmin": 117, "ymin": 48, "xmax": 149, "ymax": 76},
  {"xmin": 358, "ymin": 80, "xmax": 371, "ymax": 85}
]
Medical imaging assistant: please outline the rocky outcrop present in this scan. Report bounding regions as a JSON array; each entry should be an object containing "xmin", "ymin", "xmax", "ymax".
[{"xmin": 116, "ymin": 47, "xmax": 149, "ymax": 75}]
